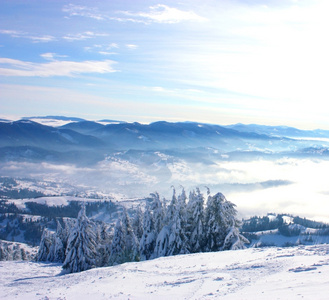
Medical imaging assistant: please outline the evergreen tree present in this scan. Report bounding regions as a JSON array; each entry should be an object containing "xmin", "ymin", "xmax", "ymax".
[
  {"xmin": 139, "ymin": 204, "xmax": 156, "ymax": 260},
  {"xmin": 204, "ymin": 192, "xmax": 229, "ymax": 252},
  {"xmin": 52, "ymin": 219, "xmax": 66, "ymax": 263},
  {"xmin": 153, "ymin": 225, "xmax": 170, "ymax": 258},
  {"xmin": 164, "ymin": 188, "xmax": 177, "ymax": 225},
  {"xmin": 153, "ymin": 189, "xmax": 176, "ymax": 258},
  {"xmin": 95, "ymin": 222, "xmax": 111, "ymax": 268},
  {"xmin": 62, "ymin": 205, "xmax": 97, "ymax": 273},
  {"xmin": 167, "ymin": 188, "xmax": 189, "ymax": 256},
  {"xmin": 186, "ymin": 188, "xmax": 205, "ymax": 253},
  {"xmin": 154, "ymin": 188, "xmax": 189, "ymax": 257},
  {"xmin": 37, "ymin": 229, "xmax": 55, "ymax": 261},
  {"xmin": 222, "ymin": 225, "xmax": 250, "ymax": 250},
  {"xmin": 150, "ymin": 192, "xmax": 165, "ymax": 235},
  {"xmin": 108, "ymin": 209, "xmax": 139, "ymax": 265},
  {"xmin": 204, "ymin": 192, "xmax": 249, "ymax": 251},
  {"xmin": 132, "ymin": 205, "xmax": 144, "ymax": 241}
]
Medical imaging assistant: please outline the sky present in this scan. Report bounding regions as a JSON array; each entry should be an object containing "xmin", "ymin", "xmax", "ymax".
[{"xmin": 1, "ymin": 0, "xmax": 329, "ymax": 129}]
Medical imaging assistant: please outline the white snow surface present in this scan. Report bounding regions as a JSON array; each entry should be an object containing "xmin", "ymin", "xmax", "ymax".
[{"xmin": 1, "ymin": 244, "xmax": 329, "ymax": 299}]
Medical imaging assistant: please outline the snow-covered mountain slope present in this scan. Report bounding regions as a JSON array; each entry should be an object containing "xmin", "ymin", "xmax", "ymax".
[{"xmin": 1, "ymin": 244, "xmax": 329, "ymax": 299}]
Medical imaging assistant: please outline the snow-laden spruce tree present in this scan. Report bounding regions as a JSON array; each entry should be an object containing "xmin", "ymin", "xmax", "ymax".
[
  {"xmin": 37, "ymin": 228, "xmax": 55, "ymax": 261},
  {"xmin": 204, "ymin": 191, "xmax": 248, "ymax": 251},
  {"xmin": 186, "ymin": 188, "xmax": 205, "ymax": 253},
  {"xmin": 51, "ymin": 219, "xmax": 68, "ymax": 263},
  {"xmin": 154, "ymin": 188, "xmax": 189, "ymax": 257},
  {"xmin": 150, "ymin": 192, "xmax": 166, "ymax": 235},
  {"xmin": 139, "ymin": 192, "xmax": 166, "ymax": 260},
  {"xmin": 108, "ymin": 208, "xmax": 139, "ymax": 266},
  {"xmin": 132, "ymin": 205, "xmax": 144, "ymax": 241},
  {"xmin": 95, "ymin": 222, "xmax": 111, "ymax": 268},
  {"xmin": 139, "ymin": 204, "xmax": 157, "ymax": 260},
  {"xmin": 62, "ymin": 205, "xmax": 97, "ymax": 273},
  {"xmin": 167, "ymin": 188, "xmax": 189, "ymax": 256},
  {"xmin": 220, "ymin": 199, "xmax": 250, "ymax": 250},
  {"xmin": 222, "ymin": 224, "xmax": 250, "ymax": 250},
  {"xmin": 153, "ymin": 188, "xmax": 177, "ymax": 258}
]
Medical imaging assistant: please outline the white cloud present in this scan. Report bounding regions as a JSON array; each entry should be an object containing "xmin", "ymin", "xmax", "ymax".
[
  {"xmin": 0, "ymin": 29, "xmax": 56, "ymax": 43},
  {"xmin": 120, "ymin": 4, "xmax": 207, "ymax": 24},
  {"xmin": 99, "ymin": 51, "xmax": 117, "ymax": 56},
  {"xmin": 63, "ymin": 31, "xmax": 109, "ymax": 41},
  {"xmin": 28, "ymin": 35, "xmax": 56, "ymax": 43},
  {"xmin": 40, "ymin": 53, "xmax": 68, "ymax": 61},
  {"xmin": 62, "ymin": 4, "xmax": 104, "ymax": 20},
  {"xmin": 61, "ymin": 3, "xmax": 206, "ymax": 24},
  {"xmin": 125, "ymin": 44, "xmax": 138, "ymax": 50},
  {"xmin": 107, "ymin": 43, "xmax": 119, "ymax": 49},
  {"xmin": 0, "ymin": 58, "xmax": 117, "ymax": 77},
  {"xmin": 0, "ymin": 29, "xmax": 25, "ymax": 36}
]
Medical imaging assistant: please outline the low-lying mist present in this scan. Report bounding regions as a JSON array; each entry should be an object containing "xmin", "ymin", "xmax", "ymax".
[{"xmin": 1, "ymin": 153, "xmax": 329, "ymax": 223}]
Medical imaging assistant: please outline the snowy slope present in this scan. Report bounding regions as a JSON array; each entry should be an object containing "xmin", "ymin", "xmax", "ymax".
[{"xmin": 1, "ymin": 244, "xmax": 329, "ymax": 299}]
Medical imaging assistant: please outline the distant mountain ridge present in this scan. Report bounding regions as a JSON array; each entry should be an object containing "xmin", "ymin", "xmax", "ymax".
[
  {"xmin": 0, "ymin": 120, "xmax": 104, "ymax": 149},
  {"xmin": 226, "ymin": 123, "xmax": 329, "ymax": 138},
  {"xmin": 1, "ymin": 116, "xmax": 329, "ymax": 165}
]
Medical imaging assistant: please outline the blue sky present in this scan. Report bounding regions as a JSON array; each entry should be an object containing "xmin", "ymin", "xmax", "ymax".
[{"xmin": 1, "ymin": 0, "xmax": 329, "ymax": 129}]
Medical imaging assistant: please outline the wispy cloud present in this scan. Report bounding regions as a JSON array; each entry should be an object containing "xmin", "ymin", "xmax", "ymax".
[
  {"xmin": 62, "ymin": 3, "xmax": 206, "ymax": 25},
  {"xmin": 0, "ymin": 29, "xmax": 56, "ymax": 43},
  {"xmin": 98, "ymin": 51, "xmax": 115, "ymax": 56},
  {"xmin": 119, "ymin": 4, "xmax": 207, "ymax": 24},
  {"xmin": 84, "ymin": 43, "xmax": 119, "ymax": 55},
  {"xmin": 0, "ymin": 29, "xmax": 24, "ymax": 37},
  {"xmin": 62, "ymin": 4, "xmax": 104, "ymax": 20},
  {"xmin": 125, "ymin": 44, "xmax": 138, "ymax": 50},
  {"xmin": 0, "ymin": 58, "xmax": 117, "ymax": 77},
  {"xmin": 40, "ymin": 53, "xmax": 68, "ymax": 61},
  {"xmin": 63, "ymin": 31, "xmax": 109, "ymax": 41},
  {"xmin": 107, "ymin": 43, "xmax": 119, "ymax": 49},
  {"xmin": 0, "ymin": 28, "xmax": 107, "ymax": 43}
]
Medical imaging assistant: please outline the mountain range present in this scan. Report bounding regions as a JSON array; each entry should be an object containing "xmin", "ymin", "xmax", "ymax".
[
  {"xmin": 1, "ymin": 116, "xmax": 329, "ymax": 165},
  {"xmin": 0, "ymin": 116, "xmax": 329, "ymax": 152}
]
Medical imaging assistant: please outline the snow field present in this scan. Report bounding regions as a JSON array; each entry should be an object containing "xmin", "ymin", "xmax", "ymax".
[{"xmin": 1, "ymin": 244, "xmax": 329, "ymax": 299}]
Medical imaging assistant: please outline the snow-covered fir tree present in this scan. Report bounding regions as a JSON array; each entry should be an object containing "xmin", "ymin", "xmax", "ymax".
[
  {"xmin": 204, "ymin": 192, "xmax": 248, "ymax": 251},
  {"xmin": 62, "ymin": 205, "xmax": 98, "ymax": 273},
  {"xmin": 37, "ymin": 229, "xmax": 55, "ymax": 262},
  {"xmin": 50, "ymin": 219, "xmax": 67, "ymax": 263},
  {"xmin": 204, "ymin": 192, "xmax": 227, "ymax": 251},
  {"xmin": 139, "ymin": 204, "xmax": 157, "ymax": 260},
  {"xmin": 167, "ymin": 188, "xmax": 189, "ymax": 256},
  {"xmin": 186, "ymin": 188, "xmax": 205, "ymax": 253},
  {"xmin": 108, "ymin": 209, "xmax": 139, "ymax": 266},
  {"xmin": 154, "ymin": 188, "xmax": 189, "ymax": 257},
  {"xmin": 95, "ymin": 222, "xmax": 111, "ymax": 268},
  {"xmin": 132, "ymin": 205, "xmax": 144, "ymax": 241},
  {"xmin": 150, "ymin": 192, "xmax": 166, "ymax": 235},
  {"xmin": 152, "ymin": 189, "xmax": 176, "ymax": 259}
]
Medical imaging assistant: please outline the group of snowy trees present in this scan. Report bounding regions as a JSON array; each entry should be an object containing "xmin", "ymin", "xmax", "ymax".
[
  {"xmin": 37, "ymin": 188, "xmax": 249, "ymax": 273},
  {"xmin": 0, "ymin": 240, "xmax": 33, "ymax": 261}
]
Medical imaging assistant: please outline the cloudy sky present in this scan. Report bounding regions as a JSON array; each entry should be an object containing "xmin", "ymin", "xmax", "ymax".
[{"xmin": 1, "ymin": 0, "xmax": 329, "ymax": 129}]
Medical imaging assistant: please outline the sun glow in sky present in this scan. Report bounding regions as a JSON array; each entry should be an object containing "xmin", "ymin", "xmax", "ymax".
[{"xmin": 1, "ymin": 0, "xmax": 329, "ymax": 129}]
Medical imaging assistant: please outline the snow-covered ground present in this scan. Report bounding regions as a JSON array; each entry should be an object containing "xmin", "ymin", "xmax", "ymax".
[{"xmin": 1, "ymin": 244, "xmax": 329, "ymax": 299}]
